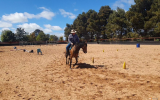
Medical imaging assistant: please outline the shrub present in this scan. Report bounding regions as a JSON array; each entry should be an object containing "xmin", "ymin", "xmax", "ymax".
[{"xmin": 155, "ymin": 39, "xmax": 159, "ymax": 41}]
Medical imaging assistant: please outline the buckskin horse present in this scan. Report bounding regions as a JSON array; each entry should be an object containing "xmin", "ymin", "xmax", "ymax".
[{"xmin": 65, "ymin": 41, "xmax": 87, "ymax": 69}]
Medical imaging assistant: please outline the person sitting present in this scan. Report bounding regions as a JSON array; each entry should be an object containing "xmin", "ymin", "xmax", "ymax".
[{"xmin": 66, "ymin": 29, "xmax": 79, "ymax": 55}]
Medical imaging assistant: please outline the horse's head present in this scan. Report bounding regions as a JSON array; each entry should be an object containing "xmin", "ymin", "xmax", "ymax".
[{"xmin": 81, "ymin": 41, "xmax": 87, "ymax": 53}]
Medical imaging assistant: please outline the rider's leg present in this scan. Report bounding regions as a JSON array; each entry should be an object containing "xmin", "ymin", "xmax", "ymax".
[{"xmin": 66, "ymin": 43, "xmax": 71, "ymax": 55}]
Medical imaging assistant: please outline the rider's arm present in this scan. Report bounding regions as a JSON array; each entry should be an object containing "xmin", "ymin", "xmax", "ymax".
[{"xmin": 68, "ymin": 34, "xmax": 73, "ymax": 44}]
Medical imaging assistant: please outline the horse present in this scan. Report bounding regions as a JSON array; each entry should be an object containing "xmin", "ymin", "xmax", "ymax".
[{"xmin": 65, "ymin": 41, "xmax": 87, "ymax": 69}]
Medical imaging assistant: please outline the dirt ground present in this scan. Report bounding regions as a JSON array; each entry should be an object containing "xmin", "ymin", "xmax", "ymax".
[{"xmin": 0, "ymin": 44, "xmax": 160, "ymax": 100}]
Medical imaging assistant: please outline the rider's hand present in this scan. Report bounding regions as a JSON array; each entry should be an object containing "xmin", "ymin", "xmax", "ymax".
[{"xmin": 71, "ymin": 43, "xmax": 73, "ymax": 45}]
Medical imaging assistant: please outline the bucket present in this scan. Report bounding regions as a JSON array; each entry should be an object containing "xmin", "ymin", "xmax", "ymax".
[{"xmin": 136, "ymin": 43, "xmax": 140, "ymax": 48}]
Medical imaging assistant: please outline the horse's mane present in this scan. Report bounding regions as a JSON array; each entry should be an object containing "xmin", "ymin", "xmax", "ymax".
[
  {"xmin": 73, "ymin": 41, "xmax": 87, "ymax": 53},
  {"xmin": 75, "ymin": 41, "xmax": 87, "ymax": 47}
]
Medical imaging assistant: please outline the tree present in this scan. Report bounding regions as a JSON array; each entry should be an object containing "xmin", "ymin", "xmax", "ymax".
[
  {"xmin": 127, "ymin": 32, "xmax": 140, "ymax": 38},
  {"xmin": 1, "ymin": 30, "xmax": 15, "ymax": 42},
  {"xmin": 125, "ymin": 0, "xmax": 154, "ymax": 36},
  {"xmin": 59, "ymin": 36, "xmax": 63, "ymax": 41},
  {"xmin": 86, "ymin": 11, "xmax": 101, "ymax": 41},
  {"xmin": 36, "ymin": 31, "xmax": 46, "ymax": 41},
  {"xmin": 22, "ymin": 35, "xmax": 30, "ymax": 41},
  {"xmin": 125, "ymin": 11, "xmax": 144, "ymax": 33},
  {"xmin": 29, "ymin": 32, "xmax": 36, "ymax": 42},
  {"xmin": 45, "ymin": 34, "xmax": 50, "ymax": 41},
  {"xmin": 87, "ymin": 11, "xmax": 98, "ymax": 40},
  {"xmin": 73, "ymin": 12, "xmax": 89, "ymax": 40},
  {"xmin": 34, "ymin": 29, "xmax": 43, "ymax": 36},
  {"xmin": 15, "ymin": 27, "xmax": 27, "ymax": 41},
  {"xmin": 98, "ymin": 6, "xmax": 113, "ymax": 39},
  {"xmin": 106, "ymin": 7, "xmax": 128, "ymax": 38},
  {"xmin": 63, "ymin": 0, "xmax": 159, "ymax": 39},
  {"xmin": 49, "ymin": 35, "xmax": 58, "ymax": 41},
  {"xmin": 146, "ymin": 0, "xmax": 160, "ymax": 36}
]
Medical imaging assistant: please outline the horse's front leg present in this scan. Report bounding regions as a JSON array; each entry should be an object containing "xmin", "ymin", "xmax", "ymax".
[
  {"xmin": 70, "ymin": 57, "xmax": 72, "ymax": 69},
  {"xmin": 66, "ymin": 54, "xmax": 69, "ymax": 64},
  {"xmin": 75, "ymin": 57, "xmax": 78, "ymax": 65}
]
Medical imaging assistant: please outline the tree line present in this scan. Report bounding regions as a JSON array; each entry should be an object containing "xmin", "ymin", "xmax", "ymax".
[
  {"xmin": 0, "ymin": 28, "xmax": 64, "ymax": 42},
  {"xmin": 64, "ymin": 0, "xmax": 160, "ymax": 41}
]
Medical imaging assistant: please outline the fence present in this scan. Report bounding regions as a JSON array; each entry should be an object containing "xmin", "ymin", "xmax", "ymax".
[
  {"xmin": 89, "ymin": 37, "xmax": 160, "ymax": 42},
  {"xmin": 0, "ymin": 41, "xmax": 68, "ymax": 46},
  {"xmin": 0, "ymin": 37, "xmax": 160, "ymax": 46}
]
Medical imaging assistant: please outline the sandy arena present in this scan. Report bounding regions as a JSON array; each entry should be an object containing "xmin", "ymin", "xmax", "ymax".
[{"xmin": 0, "ymin": 44, "xmax": 160, "ymax": 100}]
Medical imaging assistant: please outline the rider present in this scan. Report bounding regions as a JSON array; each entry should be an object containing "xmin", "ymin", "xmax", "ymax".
[{"xmin": 66, "ymin": 29, "xmax": 80, "ymax": 55}]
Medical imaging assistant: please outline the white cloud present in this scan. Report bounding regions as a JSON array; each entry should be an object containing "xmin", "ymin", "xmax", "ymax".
[
  {"xmin": 23, "ymin": 12, "xmax": 36, "ymax": 19},
  {"xmin": 113, "ymin": 1, "xmax": 125, "ymax": 9},
  {"xmin": 23, "ymin": 11, "xmax": 55, "ymax": 20},
  {"xmin": 44, "ymin": 24, "xmax": 63, "ymax": 31},
  {"xmin": 121, "ymin": 0, "xmax": 135, "ymax": 5},
  {"xmin": 59, "ymin": 9, "xmax": 76, "ymax": 19},
  {"xmin": 53, "ymin": 33, "xmax": 64, "ymax": 37},
  {"xmin": 37, "ymin": 10, "xmax": 55, "ymax": 20},
  {"xmin": 17, "ymin": 23, "xmax": 42, "ymax": 33},
  {"xmin": 1, "ymin": 7, "xmax": 55, "ymax": 23},
  {"xmin": 11, "ymin": 28, "xmax": 15, "ymax": 30},
  {"xmin": 0, "ymin": 28, "xmax": 11, "ymax": 33},
  {"xmin": 17, "ymin": 23, "xmax": 60, "ymax": 34},
  {"xmin": 43, "ymin": 28, "xmax": 52, "ymax": 33},
  {"xmin": 2, "ymin": 28, "xmax": 10, "ymax": 30},
  {"xmin": 10, "ymin": 28, "xmax": 16, "ymax": 33},
  {"xmin": 0, "ymin": 21, "xmax": 12, "ymax": 27},
  {"xmin": 39, "ymin": 7, "xmax": 49, "ymax": 11},
  {"xmin": 113, "ymin": 0, "xmax": 135, "ymax": 10},
  {"xmin": 74, "ymin": 9, "xmax": 78, "ymax": 11},
  {"xmin": 2, "ymin": 12, "xmax": 28, "ymax": 23}
]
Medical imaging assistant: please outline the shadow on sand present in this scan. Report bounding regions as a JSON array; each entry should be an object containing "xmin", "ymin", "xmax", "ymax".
[{"xmin": 76, "ymin": 63, "xmax": 105, "ymax": 69}]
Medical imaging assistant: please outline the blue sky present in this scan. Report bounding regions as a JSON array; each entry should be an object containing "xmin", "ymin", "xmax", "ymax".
[{"xmin": 0, "ymin": 0, "xmax": 135, "ymax": 40}]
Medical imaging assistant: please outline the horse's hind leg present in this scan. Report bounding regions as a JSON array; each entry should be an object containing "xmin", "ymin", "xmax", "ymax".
[
  {"xmin": 66, "ymin": 57, "xmax": 67, "ymax": 64},
  {"xmin": 66, "ymin": 54, "xmax": 68, "ymax": 64}
]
